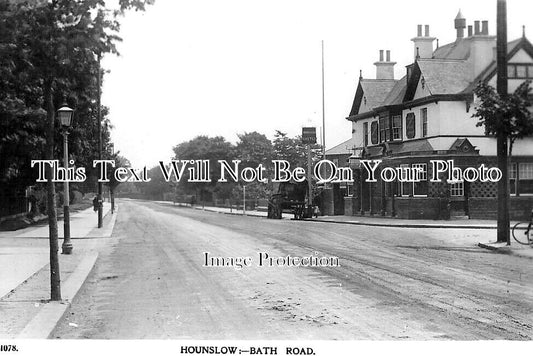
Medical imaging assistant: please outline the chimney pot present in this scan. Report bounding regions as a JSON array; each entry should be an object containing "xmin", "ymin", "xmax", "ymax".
[
  {"xmin": 425, "ymin": 25, "xmax": 430, "ymax": 37},
  {"xmin": 417, "ymin": 24, "xmax": 423, "ymax": 37},
  {"xmin": 481, "ymin": 20, "xmax": 488, "ymax": 35},
  {"xmin": 374, "ymin": 51, "xmax": 395, "ymax": 80},
  {"xmin": 474, "ymin": 20, "xmax": 480, "ymax": 35},
  {"xmin": 468, "ymin": 25, "xmax": 473, "ymax": 37},
  {"xmin": 455, "ymin": 10, "xmax": 466, "ymax": 39}
]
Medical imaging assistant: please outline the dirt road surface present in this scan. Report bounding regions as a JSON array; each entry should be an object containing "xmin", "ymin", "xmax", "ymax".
[{"xmin": 52, "ymin": 199, "xmax": 533, "ymax": 339}]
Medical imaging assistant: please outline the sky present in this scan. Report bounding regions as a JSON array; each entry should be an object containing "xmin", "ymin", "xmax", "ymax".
[{"xmin": 101, "ymin": 0, "xmax": 533, "ymax": 167}]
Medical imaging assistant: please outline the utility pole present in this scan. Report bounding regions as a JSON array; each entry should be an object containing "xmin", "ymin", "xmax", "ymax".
[
  {"xmin": 321, "ymin": 40, "xmax": 326, "ymax": 160},
  {"xmin": 243, "ymin": 185, "xmax": 246, "ymax": 215},
  {"xmin": 97, "ymin": 53, "xmax": 103, "ymax": 228},
  {"xmin": 496, "ymin": 0, "xmax": 510, "ymax": 244},
  {"xmin": 307, "ymin": 144, "xmax": 312, "ymax": 208}
]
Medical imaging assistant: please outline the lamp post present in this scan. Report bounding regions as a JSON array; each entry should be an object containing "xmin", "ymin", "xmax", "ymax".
[{"xmin": 58, "ymin": 104, "xmax": 74, "ymax": 255}]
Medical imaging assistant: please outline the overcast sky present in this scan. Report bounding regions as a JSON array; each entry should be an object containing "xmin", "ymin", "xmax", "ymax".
[{"xmin": 101, "ymin": 0, "xmax": 532, "ymax": 167}]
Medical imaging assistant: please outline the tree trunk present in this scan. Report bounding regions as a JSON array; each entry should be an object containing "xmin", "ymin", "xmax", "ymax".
[{"xmin": 44, "ymin": 79, "xmax": 61, "ymax": 301}]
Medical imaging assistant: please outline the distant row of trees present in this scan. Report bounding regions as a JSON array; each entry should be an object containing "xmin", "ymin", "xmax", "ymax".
[{"xmin": 128, "ymin": 131, "xmax": 322, "ymax": 204}]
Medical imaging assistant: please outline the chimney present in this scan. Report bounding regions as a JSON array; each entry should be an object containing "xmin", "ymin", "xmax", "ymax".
[
  {"xmin": 482, "ymin": 20, "xmax": 489, "ymax": 35},
  {"xmin": 374, "ymin": 49, "xmax": 396, "ymax": 80},
  {"xmin": 411, "ymin": 24, "xmax": 435, "ymax": 59},
  {"xmin": 469, "ymin": 19, "xmax": 496, "ymax": 79},
  {"xmin": 468, "ymin": 25, "xmax": 473, "ymax": 37},
  {"xmin": 455, "ymin": 9, "xmax": 466, "ymax": 39}
]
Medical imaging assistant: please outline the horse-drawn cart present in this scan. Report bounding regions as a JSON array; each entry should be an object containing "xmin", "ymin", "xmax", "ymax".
[{"xmin": 267, "ymin": 181, "xmax": 315, "ymax": 220}]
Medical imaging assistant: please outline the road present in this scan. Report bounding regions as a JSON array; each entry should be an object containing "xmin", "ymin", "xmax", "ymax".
[{"xmin": 52, "ymin": 199, "xmax": 533, "ymax": 340}]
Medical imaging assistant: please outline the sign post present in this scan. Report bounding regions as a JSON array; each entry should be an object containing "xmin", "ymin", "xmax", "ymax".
[{"xmin": 302, "ymin": 127, "xmax": 317, "ymax": 211}]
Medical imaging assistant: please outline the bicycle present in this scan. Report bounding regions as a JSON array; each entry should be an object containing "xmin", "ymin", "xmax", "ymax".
[{"xmin": 512, "ymin": 210, "xmax": 533, "ymax": 245}]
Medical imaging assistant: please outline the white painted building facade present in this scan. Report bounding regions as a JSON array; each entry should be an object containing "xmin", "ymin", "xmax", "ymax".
[{"xmin": 341, "ymin": 11, "xmax": 533, "ymax": 219}]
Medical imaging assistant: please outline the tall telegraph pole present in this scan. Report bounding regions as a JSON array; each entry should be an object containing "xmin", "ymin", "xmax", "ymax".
[
  {"xmin": 97, "ymin": 54, "xmax": 103, "ymax": 228},
  {"xmin": 321, "ymin": 40, "xmax": 326, "ymax": 160},
  {"xmin": 496, "ymin": 0, "xmax": 510, "ymax": 244}
]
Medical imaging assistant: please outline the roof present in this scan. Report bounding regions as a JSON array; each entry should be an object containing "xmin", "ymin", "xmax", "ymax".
[
  {"xmin": 382, "ymin": 75, "xmax": 407, "ymax": 106},
  {"xmin": 433, "ymin": 35, "xmax": 523, "ymax": 64},
  {"xmin": 396, "ymin": 139, "xmax": 434, "ymax": 153},
  {"xmin": 417, "ymin": 59, "xmax": 472, "ymax": 94},
  {"xmin": 325, "ymin": 137, "xmax": 357, "ymax": 156},
  {"xmin": 433, "ymin": 38, "xmax": 472, "ymax": 60},
  {"xmin": 348, "ymin": 36, "xmax": 533, "ymax": 121},
  {"xmin": 363, "ymin": 146, "xmax": 383, "ymax": 157},
  {"xmin": 360, "ymin": 80, "xmax": 397, "ymax": 108},
  {"xmin": 463, "ymin": 36, "xmax": 533, "ymax": 92}
]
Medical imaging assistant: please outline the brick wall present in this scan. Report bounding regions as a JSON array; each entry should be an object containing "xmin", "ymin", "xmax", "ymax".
[
  {"xmin": 395, "ymin": 197, "xmax": 449, "ymax": 220},
  {"xmin": 469, "ymin": 196, "xmax": 533, "ymax": 220}
]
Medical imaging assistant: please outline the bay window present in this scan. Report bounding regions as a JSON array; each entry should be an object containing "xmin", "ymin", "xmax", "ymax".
[{"xmin": 509, "ymin": 162, "xmax": 533, "ymax": 195}]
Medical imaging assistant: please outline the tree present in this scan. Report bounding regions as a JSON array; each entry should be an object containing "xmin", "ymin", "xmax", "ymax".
[
  {"xmin": 235, "ymin": 132, "xmax": 274, "ymax": 202},
  {"xmin": 472, "ymin": 80, "xmax": 533, "ymax": 243},
  {"xmin": 172, "ymin": 136, "xmax": 236, "ymax": 203},
  {"xmin": 473, "ymin": 81, "xmax": 533, "ymax": 157},
  {"xmin": 273, "ymin": 130, "xmax": 307, "ymax": 168},
  {"xmin": 236, "ymin": 132, "xmax": 273, "ymax": 168},
  {"xmin": 0, "ymin": 0, "xmax": 154, "ymax": 301},
  {"xmin": 136, "ymin": 165, "xmax": 172, "ymax": 201}
]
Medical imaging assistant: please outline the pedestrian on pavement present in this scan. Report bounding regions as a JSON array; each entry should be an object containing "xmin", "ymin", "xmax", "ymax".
[{"xmin": 93, "ymin": 196, "xmax": 98, "ymax": 212}]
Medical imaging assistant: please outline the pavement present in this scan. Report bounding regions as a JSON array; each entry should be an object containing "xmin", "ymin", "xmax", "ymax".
[
  {"xmin": 152, "ymin": 200, "xmax": 533, "ymax": 260},
  {"xmin": 0, "ymin": 202, "xmax": 117, "ymax": 339}
]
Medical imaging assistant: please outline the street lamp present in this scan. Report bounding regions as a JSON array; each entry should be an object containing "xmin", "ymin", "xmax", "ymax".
[{"xmin": 58, "ymin": 104, "xmax": 74, "ymax": 255}]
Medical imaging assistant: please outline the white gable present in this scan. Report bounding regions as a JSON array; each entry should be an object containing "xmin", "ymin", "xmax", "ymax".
[
  {"xmin": 358, "ymin": 93, "xmax": 372, "ymax": 114},
  {"xmin": 509, "ymin": 48, "xmax": 533, "ymax": 63},
  {"xmin": 413, "ymin": 76, "xmax": 432, "ymax": 100}
]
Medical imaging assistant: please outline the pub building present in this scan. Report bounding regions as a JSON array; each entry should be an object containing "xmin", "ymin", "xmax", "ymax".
[{"xmin": 325, "ymin": 11, "xmax": 533, "ymax": 220}]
